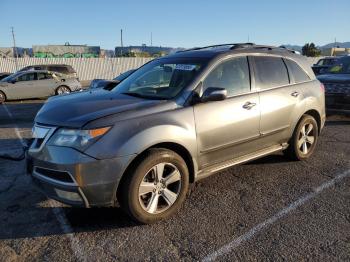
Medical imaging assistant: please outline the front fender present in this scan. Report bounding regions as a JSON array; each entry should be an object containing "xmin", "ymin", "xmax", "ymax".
[{"xmin": 84, "ymin": 107, "xmax": 197, "ymax": 160}]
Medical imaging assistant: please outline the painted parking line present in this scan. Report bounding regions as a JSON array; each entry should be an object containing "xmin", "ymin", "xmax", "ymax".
[
  {"xmin": 1, "ymin": 104, "xmax": 87, "ymax": 262},
  {"xmin": 202, "ymin": 169, "xmax": 350, "ymax": 262}
]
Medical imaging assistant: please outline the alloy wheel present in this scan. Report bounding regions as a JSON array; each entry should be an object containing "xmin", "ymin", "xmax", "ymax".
[
  {"xmin": 138, "ymin": 162, "xmax": 182, "ymax": 214},
  {"xmin": 57, "ymin": 86, "xmax": 71, "ymax": 95},
  {"xmin": 297, "ymin": 122, "xmax": 315, "ymax": 155},
  {"xmin": 0, "ymin": 92, "xmax": 5, "ymax": 103}
]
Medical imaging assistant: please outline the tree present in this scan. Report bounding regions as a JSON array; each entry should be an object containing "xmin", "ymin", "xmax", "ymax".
[{"xmin": 302, "ymin": 43, "xmax": 321, "ymax": 57}]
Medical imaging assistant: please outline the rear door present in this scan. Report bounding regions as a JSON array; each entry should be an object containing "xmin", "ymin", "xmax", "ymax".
[
  {"xmin": 36, "ymin": 72, "xmax": 58, "ymax": 97},
  {"xmin": 194, "ymin": 56, "xmax": 261, "ymax": 168},
  {"xmin": 251, "ymin": 56, "xmax": 300, "ymax": 143}
]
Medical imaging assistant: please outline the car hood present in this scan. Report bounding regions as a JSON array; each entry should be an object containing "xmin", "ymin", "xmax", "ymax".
[
  {"xmin": 317, "ymin": 74, "xmax": 350, "ymax": 83},
  {"xmin": 35, "ymin": 89, "xmax": 171, "ymax": 128}
]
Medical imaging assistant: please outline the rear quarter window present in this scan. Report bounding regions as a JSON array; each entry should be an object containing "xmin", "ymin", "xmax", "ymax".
[
  {"xmin": 252, "ymin": 56, "xmax": 289, "ymax": 89},
  {"xmin": 285, "ymin": 59, "xmax": 310, "ymax": 83},
  {"xmin": 49, "ymin": 66, "xmax": 69, "ymax": 74}
]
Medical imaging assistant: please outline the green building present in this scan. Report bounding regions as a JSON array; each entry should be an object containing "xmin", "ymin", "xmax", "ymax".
[{"xmin": 33, "ymin": 44, "xmax": 100, "ymax": 58}]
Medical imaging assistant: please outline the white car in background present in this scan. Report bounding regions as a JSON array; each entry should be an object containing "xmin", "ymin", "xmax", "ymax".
[{"xmin": 0, "ymin": 70, "xmax": 82, "ymax": 103}]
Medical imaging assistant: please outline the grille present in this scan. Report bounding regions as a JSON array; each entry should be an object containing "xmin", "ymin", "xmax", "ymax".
[{"xmin": 35, "ymin": 167, "xmax": 74, "ymax": 183}]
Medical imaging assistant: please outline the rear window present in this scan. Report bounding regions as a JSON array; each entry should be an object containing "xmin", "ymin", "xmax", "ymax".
[
  {"xmin": 253, "ymin": 56, "xmax": 289, "ymax": 89},
  {"xmin": 285, "ymin": 59, "xmax": 310, "ymax": 83}
]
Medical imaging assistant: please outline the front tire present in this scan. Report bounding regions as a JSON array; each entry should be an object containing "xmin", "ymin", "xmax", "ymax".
[
  {"xmin": 285, "ymin": 114, "xmax": 319, "ymax": 160},
  {"xmin": 119, "ymin": 148, "xmax": 189, "ymax": 224},
  {"xmin": 0, "ymin": 91, "xmax": 6, "ymax": 104}
]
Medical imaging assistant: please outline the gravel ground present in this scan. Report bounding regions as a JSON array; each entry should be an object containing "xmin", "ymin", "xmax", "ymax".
[{"xmin": 0, "ymin": 100, "xmax": 349, "ymax": 262}]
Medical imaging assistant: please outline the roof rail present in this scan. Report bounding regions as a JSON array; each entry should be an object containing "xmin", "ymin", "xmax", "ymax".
[
  {"xmin": 251, "ymin": 45, "xmax": 300, "ymax": 54},
  {"xmin": 177, "ymin": 43, "xmax": 256, "ymax": 53},
  {"xmin": 177, "ymin": 43, "xmax": 300, "ymax": 54}
]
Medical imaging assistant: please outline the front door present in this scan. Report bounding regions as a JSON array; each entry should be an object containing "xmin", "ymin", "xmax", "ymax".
[
  {"xmin": 194, "ymin": 56, "xmax": 261, "ymax": 168},
  {"xmin": 8, "ymin": 72, "xmax": 37, "ymax": 99}
]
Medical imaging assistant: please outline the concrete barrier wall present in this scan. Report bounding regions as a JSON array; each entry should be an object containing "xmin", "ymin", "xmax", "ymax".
[
  {"xmin": 0, "ymin": 57, "xmax": 153, "ymax": 81},
  {"xmin": 0, "ymin": 56, "xmax": 322, "ymax": 81}
]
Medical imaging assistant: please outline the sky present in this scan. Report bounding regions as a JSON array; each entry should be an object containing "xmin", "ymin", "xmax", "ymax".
[{"xmin": 0, "ymin": 0, "xmax": 349, "ymax": 49}]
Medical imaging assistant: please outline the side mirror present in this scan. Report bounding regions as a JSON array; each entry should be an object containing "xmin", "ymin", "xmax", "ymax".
[{"xmin": 201, "ymin": 87, "xmax": 227, "ymax": 102}]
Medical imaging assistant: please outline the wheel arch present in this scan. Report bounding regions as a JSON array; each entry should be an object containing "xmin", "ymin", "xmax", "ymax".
[
  {"xmin": 303, "ymin": 109, "xmax": 321, "ymax": 134},
  {"xmin": 291, "ymin": 108, "xmax": 322, "ymax": 137},
  {"xmin": 116, "ymin": 141, "xmax": 196, "ymax": 205}
]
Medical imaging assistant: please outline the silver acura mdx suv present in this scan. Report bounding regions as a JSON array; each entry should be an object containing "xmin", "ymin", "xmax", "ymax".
[{"xmin": 27, "ymin": 43, "xmax": 325, "ymax": 224}]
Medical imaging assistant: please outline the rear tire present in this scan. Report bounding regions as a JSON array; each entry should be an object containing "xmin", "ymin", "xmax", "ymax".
[
  {"xmin": 56, "ymin": 86, "xmax": 71, "ymax": 95},
  {"xmin": 118, "ymin": 148, "xmax": 189, "ymax": 224},
  {"xmin": 0, "ymin": 91, "xmax": 6, "ymax": 104},
  {"xmin": 284, "ymin": 114, "xmax": 319, "ymax": 161}
]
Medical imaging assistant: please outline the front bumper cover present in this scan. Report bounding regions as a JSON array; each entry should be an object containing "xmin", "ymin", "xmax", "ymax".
[{"xmin": 27, "ymin": 145, "xmax": 135, "ymax": 207}]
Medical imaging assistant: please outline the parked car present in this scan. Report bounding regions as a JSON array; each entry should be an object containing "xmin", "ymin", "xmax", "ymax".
[
  {"xmin": 317, "ymin": 56, "xmax": 350, "ymax": 113},
  {"xmin": 312, "ymin": 57, "xmax": 338, "ymax": 75},
  {"xmin": 0, "ymin": 72, "xmax": 11, "ymax": 81},
  {"xmin": 27, "ymin": 43, "xmax": 325, "ymax": 224},
  {"xmin": 0, "ymin": 70, "xmax": 82, "ymax": 103},
  {"xmin": 19, "ymin": 64, "xmax": 78, "ymax": 79},
  {"xmin": 89, "ymin": 69, "xmax": 136, "ymax": 90}
]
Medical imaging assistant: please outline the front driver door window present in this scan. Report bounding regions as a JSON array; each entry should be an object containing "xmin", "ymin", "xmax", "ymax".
[
  {"xmin": 202, "ymin": 56, "xmax": 251, "ymax": 96},
  {"xmin": 194, "ymin": 56, "xmax": 261, "ymax": 168}
]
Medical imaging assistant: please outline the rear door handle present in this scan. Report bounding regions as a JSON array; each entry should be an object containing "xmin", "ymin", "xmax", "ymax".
[
  {"xmin": 291, "ymin": 91, "xmax": 299, "ymax": 97},
  {"xmin": 243, "ymin": 101, "xmax": 256, "ymax": 110}
]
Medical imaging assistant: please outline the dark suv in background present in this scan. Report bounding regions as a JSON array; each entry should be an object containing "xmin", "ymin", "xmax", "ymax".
[
  {"xmin": 19, "ymin": 64, "xmax": 78, "ymax": 79},
  {"xmin": 28, "ymin": 43, "xmax": 325, "ymax": 224},
  {"xmin": 317, "ymin": 56, "xmax": 350, "ymax": 114},
  {"xmin": 312, "ymin": 57, "xmax": 338, "ymax": 75}
]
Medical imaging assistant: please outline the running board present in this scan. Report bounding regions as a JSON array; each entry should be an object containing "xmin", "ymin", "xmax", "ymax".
[{"xmin": 195, "ymin": 144, "xmax": 285, "ymax": 181}]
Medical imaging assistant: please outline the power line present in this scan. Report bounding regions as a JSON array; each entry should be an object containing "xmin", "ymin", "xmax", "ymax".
[{"xmin": 11, "ymin": 26, "xmax": 19, "ymax": 70}]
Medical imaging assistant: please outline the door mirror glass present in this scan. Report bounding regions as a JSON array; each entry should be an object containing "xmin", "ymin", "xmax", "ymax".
[{"xmin": 201, "ymin": 87, "xmax": 227, "ymax": 102}]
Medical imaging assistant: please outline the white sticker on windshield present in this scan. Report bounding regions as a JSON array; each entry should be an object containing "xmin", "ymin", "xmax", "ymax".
[{"xmin": 175, "ymin": 64, "xmax": 197, "ymax": 71}]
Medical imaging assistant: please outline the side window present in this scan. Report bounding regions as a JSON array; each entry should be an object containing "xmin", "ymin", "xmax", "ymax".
[
  {"xmin": 37, "ymin": 73, "xmax": 46, "ymax": 80},
  {"xmin": 37, "ymin": 72, "xmax": 53, "ymax": 80},
  {"xmin": 45, "ymin": 73, "xmax": 53, "ymax": 79},
  {"xmin": 203, "ymin": 56, "xmax": 250, "ymax": 97},
  {"xmin": 285, "ymin": 59, "xmax": 310, "ymax": 83},
  {"xmin": 17, "ymin": 73, "xmax": 36, "ymax": 82},
  {"xmin": 253, "ymin": 56, "xmax": 289, "ymax": 89},
  {"xmin": 317, "ymin": 59, "xmax": 324, "ymax": 66}
]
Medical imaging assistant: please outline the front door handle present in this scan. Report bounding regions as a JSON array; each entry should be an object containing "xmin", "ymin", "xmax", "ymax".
[
  {"xmin": 291, "ymin": 91, "xmax": 299, "ymax": 97},
  {"xmin": 243, "ymin": 101, "xmax": 256, "ymax": 110}
]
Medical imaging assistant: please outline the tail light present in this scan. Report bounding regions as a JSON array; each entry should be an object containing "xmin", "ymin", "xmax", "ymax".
[{"xmin": 320, "ymin": 83, "xmax": 325, "ymax": 92}]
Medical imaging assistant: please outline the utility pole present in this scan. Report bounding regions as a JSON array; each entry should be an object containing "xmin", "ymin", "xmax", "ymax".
[
  {"xmin": 11, "ymin": 27, "xmax": 19, "ymax": 70},
  {"xmin": 151, "ymin": 32, "xmax": 153, "ymax": 46},
  {"xmin": 120, "ymin": 29, "xmax": 123, "ymax": 56}
]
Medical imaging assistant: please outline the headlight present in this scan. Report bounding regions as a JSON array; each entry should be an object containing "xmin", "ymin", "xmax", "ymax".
[{"xmin": 48, "ymin": 127, "xmax": 111, "ymax": 151}]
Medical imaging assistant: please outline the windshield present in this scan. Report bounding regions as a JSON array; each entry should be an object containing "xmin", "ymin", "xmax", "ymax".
[
  {"xmin": 113, "ymin": 58, "xmax": 206, "ymax": 99},
  {"xmin": 114, "ymin": 69, "xmax": 136, "ymax": 82},
  {"xmin": 1, "ymin": 72, "xmax": 23, "ymax": 82},
  {"xmin": 328, "ymin": 57, "xmax": 350, "ymax": 74}
]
